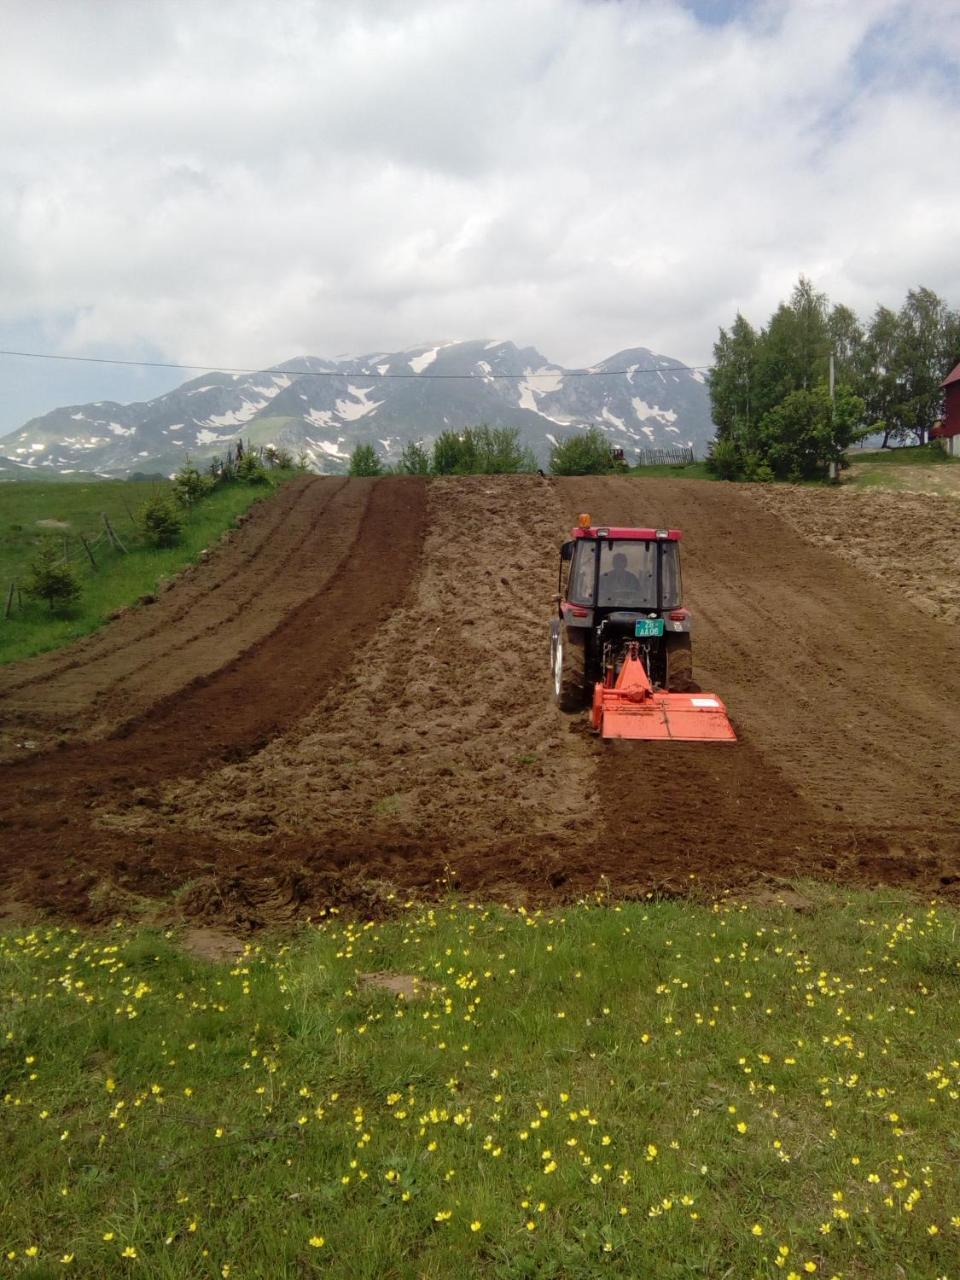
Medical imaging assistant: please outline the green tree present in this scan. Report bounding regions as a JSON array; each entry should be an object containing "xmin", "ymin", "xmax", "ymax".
[
  {"xmin": 827, "ymin": 303, "xmax": 866, "ymax": 388},
  {"xmin": 709, "ymin": 313, "xmax": 759, "ymax": 445},
  {"xmin": 751, "ymin": 277, "xmax": 831, "ymax": 423},
  {"xmin": 475, "ymin": 425, "xmax": 536, "ymax": 473},
  {"xmin": 755, "ymin": 386, "xmax": 866, "ymax": 480},
  {"xmin": 705, "ymin": 437, "xmax": 743, "ymax": 480},
  {"xmin": 236, "ymin": 451, "xmax": 270, "ymax": 484},
  {"xmin": 348, "ymin": 444, "xmax": 384, "ymax": 476},
  {"xmin": 398, "ymin": 440, "xmax": 431, "ymax": 474},
  {"xmin": 431, "ymin": 431, "xmax": 468, "ymax": 475},
  {"xmin": 429, "ymin": 426, "xmax": 535, "ymax": 475},
  {"xmin": 171, "ymin": 457, "xmax": 214, "ymax": 507},
  {"xmin": 138, "ymin": 493, "xmax": 183, "ymax": 547},
  {"xmin": 23, "ymin": 539, "xmax": 81, "ymax": 612},
  {"xmin": 263, "ymin": 444, "xmax": 293, "ymax": 469},
  {"xmin": 549, "ymin": 427, "xmax": 618, "ymax": 476},
  {"xmin": 860, "ymin": 304, "xmax": 904, "ymax": 447},
  {"xmin": 895, "ymin": 287, "xmax": 955, "ymax": 445}
]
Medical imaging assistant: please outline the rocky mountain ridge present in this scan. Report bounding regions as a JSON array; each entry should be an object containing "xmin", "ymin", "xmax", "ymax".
[{"xmin": 0, "ymin": 340, "xmax": 714, "ymax": 477}]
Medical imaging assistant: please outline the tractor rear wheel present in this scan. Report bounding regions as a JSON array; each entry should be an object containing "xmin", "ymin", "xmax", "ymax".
[
  {"xmin": 554, "ymin": 629, "xmax": 588, "ymax": 711},
  {"xmin": 665, "ymin": 633, "xmax": 694, "ymax": 692}
]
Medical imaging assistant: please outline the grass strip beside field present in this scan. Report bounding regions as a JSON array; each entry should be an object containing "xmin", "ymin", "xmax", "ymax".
[
  {"xmin": 0, "ymin": 477, "xmax": 291, "ymax": 665},
  {"xmin": 2, "ymin": 889, "xmax": 960, "ymax": 1278},
  {"xmin": 847, "ymin": 445, "xmax": 958, "ymax": 467},
  {"xmin": 628, "ymin": 461, "xmax": 714, "ymax": 480}
]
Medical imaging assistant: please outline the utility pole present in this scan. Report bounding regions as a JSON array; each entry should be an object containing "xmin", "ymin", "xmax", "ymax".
[{"xmin": 828, "ymin": 351, "xmax": 839, "ymax": 483}]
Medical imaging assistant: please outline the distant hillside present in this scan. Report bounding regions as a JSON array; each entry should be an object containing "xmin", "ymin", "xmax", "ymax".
[
  {"xmin": 0, "ymin": 340, "xmax": 714, "ymax": 477},
  {"xmin": 0, "ymin": 455, "xmax": 104, "ymax": 483}
]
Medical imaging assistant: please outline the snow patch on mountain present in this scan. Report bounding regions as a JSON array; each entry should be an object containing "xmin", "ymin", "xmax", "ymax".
[
  {"xmin": 517, "ymin": 368, "xmax": 563, "ymax": 411},
  {"xmin": 203, "ymin": 398, "xmax": 271, "ymax": 428},
  {"xmin": 335, "ymin": 386, "xmax": 383, "ymax": 420},
  {"xmin": 632, "ymin": 398, "xmax": 678, "ymax": 424},
  {"xmin": 311, "ymin": 439, "xmax": 349, "ymax": 459},
  {"xmin": 408, "ymin": 344, "xmax": 449, "ymax": 373},
  {"xmin": 196, "ymin": 427, "xmax": 240, "ymax": 446}
]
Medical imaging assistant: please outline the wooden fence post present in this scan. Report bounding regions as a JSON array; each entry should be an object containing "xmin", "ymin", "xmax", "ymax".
[
  {"xmin": 79, "ymin": 533, "xmax": 97, "ymax": 569},
  {"xmin": 4, "ymin": 582, "xmax": 15, "ymax": 619},
  {"xmin": 101, "ymin": 512, "xmax": 128, "ymax": 554}
]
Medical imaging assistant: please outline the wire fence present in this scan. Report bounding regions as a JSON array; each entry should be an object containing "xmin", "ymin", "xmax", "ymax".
[
  {"xmin": 4, "ymin": 439, "xmax": 282, "ymax": 619},
  {"xmin": 4, "ymin": 512, "xmax": 130, "ymax": 619}
]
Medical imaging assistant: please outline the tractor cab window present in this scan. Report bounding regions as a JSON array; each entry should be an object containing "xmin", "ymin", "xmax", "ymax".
[
  {"xmin": 597, "ymin": 541, "xmax": 657, "ymax": 607},
  {"xmin": 568, "ymin": 540, "xmax": 597, "ymax": 605},
  {"xmin": 661, "ymin": 542, "xmax": 682, "ymax": 610}
]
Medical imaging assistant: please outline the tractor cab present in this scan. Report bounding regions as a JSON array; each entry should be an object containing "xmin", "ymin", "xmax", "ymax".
[
  {"xmin": 562, "ymin": 523, "xmax": 683, "ymax": 614},
  {"xmin": 550, "ymin": 514, "xmax": 736, "ymax": 742},
  {"xmin": 556, "ymin": 519, "xmax": 691, "ymax": 695}
]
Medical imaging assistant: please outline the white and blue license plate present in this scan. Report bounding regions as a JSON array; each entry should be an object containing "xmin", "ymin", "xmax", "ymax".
[{"xmin": 634, "ymin": 618, "xmax": 664, "ymax": 638}]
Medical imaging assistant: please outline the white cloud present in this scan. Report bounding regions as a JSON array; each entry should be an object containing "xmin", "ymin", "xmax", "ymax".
[{"xmin": 0, "ymin": 0, "xmax": 958, "ymax": 398}]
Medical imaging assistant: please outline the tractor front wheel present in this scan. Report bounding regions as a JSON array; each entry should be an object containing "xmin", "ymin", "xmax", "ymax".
[
  {"xmin": 665, "ymin": 633, "xmax": 695, "ymax": 692},
  {"xmin": 554, "ymin": 629, "xmax": 588, "ymax": 711}
]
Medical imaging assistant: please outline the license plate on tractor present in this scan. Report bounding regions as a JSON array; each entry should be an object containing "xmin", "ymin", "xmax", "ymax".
[{"xmin": 634, "ymin": 618, "xmax": 664, "ymax": 638}]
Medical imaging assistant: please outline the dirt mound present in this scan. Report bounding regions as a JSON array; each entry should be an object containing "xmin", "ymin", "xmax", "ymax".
[{"xmin": 1, "ymin": 474, "xmax": 958, "ymax": 925}]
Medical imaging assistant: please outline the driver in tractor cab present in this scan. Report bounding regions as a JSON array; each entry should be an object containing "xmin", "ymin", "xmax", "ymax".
[{"xmin": 601, "ymin": 551, "xmax": 639, "ymax": 600}]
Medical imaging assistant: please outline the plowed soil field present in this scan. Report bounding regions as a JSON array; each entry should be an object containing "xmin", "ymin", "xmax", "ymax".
[{"xmin": 2, "ymin": 474, "xmax": 958, "ymax": 926}]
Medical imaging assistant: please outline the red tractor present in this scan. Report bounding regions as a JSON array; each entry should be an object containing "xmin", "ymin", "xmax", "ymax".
[{"xmin": 550, "ymin": 515, "xmax": 736, "ymax": 742}]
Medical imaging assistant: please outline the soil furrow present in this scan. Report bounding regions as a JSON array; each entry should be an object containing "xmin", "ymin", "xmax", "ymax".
[
  {"xmin": 0, "ymin": 476, "xmax": 428, "ymax": 913},
  {"xmin": 0, "ymin": 477, "xmax": 350, "ymax": 753},
  {"xmin": 2, "ymin": 474, "xmax": 958, "ymax": 926}
]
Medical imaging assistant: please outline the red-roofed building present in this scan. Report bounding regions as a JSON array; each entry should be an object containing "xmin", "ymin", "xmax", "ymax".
[{"xmin": 932, "ymin": 361, "xmax": 960, "ymax": 454}]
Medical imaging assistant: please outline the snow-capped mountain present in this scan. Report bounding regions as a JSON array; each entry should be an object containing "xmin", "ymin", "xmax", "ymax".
[{"xmin": 0, "ymin": 341, "xmax": 713, "ymax": 476}]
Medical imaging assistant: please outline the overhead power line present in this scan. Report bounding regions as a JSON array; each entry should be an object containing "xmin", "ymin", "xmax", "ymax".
[{"xmin": 0, "ymin": 347, "xmax": 713, "ymax": 381}]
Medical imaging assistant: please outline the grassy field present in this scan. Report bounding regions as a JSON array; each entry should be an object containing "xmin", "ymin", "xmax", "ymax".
[
  {"xmin": 628, "ymin": 461, "xmax": 713, "ymax": 480},
  {"xmin": 0, "ymin": 475, "xmax": 293, "ymax": 665},
  {"xmin": 843, "ymin": 445, "xmax": 960, "ymax": 495},
  {"xmin": 2, "ymin": 888, "xmax": 959, "ymax": 1278}
]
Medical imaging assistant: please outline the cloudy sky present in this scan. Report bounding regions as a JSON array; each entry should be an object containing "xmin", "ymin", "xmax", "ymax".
[{"xmin": 1, "ymin": 0, "xmax": 959, "ymax": 434}]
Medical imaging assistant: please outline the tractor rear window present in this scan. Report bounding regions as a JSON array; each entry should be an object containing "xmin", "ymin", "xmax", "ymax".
[
  {"xmin": 570, "ymin": 539, "xmax": 683, "ymax": 609},
  {"xmin": 597, "ymin": 542, "xmax": 658, "ymax": 607}
]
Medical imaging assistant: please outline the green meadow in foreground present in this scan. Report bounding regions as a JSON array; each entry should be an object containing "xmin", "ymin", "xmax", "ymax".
[
  {"xmin": 2, "ymin": 889, "xmax": 960, "ymax": 1278},
  {"xmin": 0, "ymin": 477, "xmax": 290, "ymax": 665}
]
